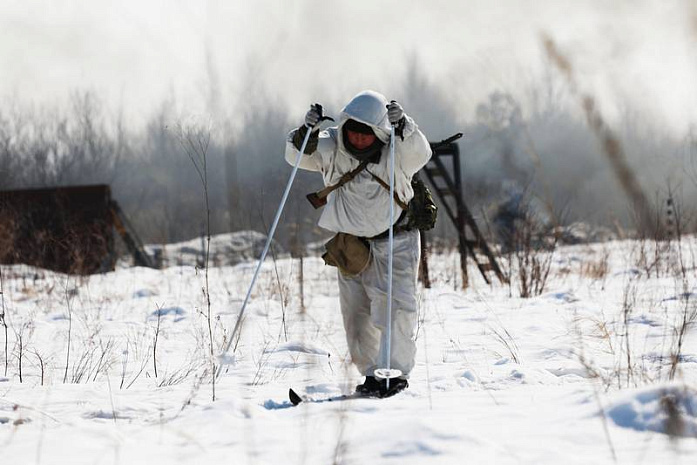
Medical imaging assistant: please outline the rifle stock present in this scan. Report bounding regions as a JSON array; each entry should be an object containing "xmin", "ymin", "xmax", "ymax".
[{"xmin": 306, "ymin": 192, "xmax": 327, "ymax": 209}]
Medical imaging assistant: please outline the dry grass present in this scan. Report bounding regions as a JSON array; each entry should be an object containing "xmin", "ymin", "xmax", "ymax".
[
  {"xmin": 580, "ymin": 249, "xmax": 610, "ymax": 282},
  {"xmin": 542, "ymin": 34, "xmax": 656, "ymax": 237}
]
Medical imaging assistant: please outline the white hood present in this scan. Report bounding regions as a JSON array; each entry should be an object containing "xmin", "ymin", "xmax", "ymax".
[{"xmin": 338, "ymin": 90, "xmax": 391, "ymax": 144}]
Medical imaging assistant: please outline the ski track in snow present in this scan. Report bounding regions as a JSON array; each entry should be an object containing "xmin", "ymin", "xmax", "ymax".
[{"xmin": 1, "ymin": 239, "xmax": 697, "ymax": 463}]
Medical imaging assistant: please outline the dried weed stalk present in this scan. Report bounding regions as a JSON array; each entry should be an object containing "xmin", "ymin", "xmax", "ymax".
[
  {"xmin": 0, "ymin": 266, "xmax": 8, "ymax": 376},
  {"xmin": 176, "ymin": 118, "xmax": 217, "ymax": 401},
  {"xmin": 543, "ymin": 34, "xmax": 655, "ymax": 237}
]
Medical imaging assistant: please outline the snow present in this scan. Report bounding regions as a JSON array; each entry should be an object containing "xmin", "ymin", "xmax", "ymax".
[
  {"xmin": 143, "ymin": 231, "xmax": 283, "ymax": 268},
  {"xmin": 1, "ymin": 236, "xmax": 697, "ymax": 463},
  {"xmin": 606, "ymin": 385, "xmax": 697, "ymax": 437}
]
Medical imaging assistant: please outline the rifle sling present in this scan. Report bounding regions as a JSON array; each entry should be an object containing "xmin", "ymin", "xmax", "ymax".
[
  {"xmin": 313, "ymin": 159, "xmax": 371, "ymax": 201},
  {"xmin": 365, "ymin": 169, "xmax": 409, "ymax": 211},
  {"xmin": 311, "ymin": 161, "xmax": 409, "ymax": 211}
]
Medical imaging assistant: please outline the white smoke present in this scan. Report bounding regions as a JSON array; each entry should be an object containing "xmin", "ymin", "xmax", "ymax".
[{"xmin": 1, "ymin": 0, "xmax": 695, "ymax": 135}]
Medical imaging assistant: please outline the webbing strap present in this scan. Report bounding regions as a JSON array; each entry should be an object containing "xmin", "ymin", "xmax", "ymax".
[
  {"xmin": 365, "ymin": 169, "xmax": 409, "ymax": 210},
  {"xmin": 313, "ymin": 159, "xmax": 370, "ymax": 201},
  {"xmin": 310, "ymin": 161, "xmax": 409, "ymax": 211}
]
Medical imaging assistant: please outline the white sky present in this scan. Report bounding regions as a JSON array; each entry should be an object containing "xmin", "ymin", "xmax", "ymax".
[{"xmin": 1, "ymin": 0, "xmax": 696, "ymax": 136}]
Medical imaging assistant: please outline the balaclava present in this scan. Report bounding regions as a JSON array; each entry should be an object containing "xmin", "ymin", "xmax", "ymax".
[{"xmin": 342, "ymin": 119, "xmax": 385, "ymax": 163}]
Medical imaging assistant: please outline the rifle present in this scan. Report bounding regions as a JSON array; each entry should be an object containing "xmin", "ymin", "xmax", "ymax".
[
  {"xmin": 306, "ymin": 132, "xmax": 464, "ymax": 209},
  {"xmin": 429, "ymin": 132, "xmax": 463, "ymax": 152}
]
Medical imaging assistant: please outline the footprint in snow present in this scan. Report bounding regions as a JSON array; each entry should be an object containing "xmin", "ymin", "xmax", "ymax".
[{"xmin": 150, "ymin": 307, "xmax": 186, "ymax": 321}]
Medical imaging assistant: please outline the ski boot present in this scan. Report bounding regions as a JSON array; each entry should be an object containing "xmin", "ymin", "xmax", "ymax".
[
  {"xmin": 378, "ymin": 377, "xmax": 408, "ymax": 398},
  {"xmin": 355, "ymin": 376, "xmax": 382, "ymax": 397}
]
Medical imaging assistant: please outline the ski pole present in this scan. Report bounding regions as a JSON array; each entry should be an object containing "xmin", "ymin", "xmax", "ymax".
[
  {"xmin": 374, "ymin": 123, "xmax": 401, "ymax": 388},
  {"xmin": 216, "ymin": 124, "xmax": 316, "ymax": 379}
]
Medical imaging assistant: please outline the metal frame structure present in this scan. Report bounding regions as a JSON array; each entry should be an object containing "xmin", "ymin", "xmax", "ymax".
[{"xmin": 421, "ymin": 137, "xmax": 507, "ymax": 288}]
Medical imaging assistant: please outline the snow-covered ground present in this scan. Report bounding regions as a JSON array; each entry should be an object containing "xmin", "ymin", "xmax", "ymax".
[
  {"xmin": 142, "ymin": 231, "xmax": 282, "ymax": 268},
  {"xmin": 2, "ymin": 235, "xmax": 697, "ymax": 464}
]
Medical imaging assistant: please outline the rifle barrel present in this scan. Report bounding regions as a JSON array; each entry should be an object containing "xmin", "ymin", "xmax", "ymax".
[{"xmin": 430, "ymin": 132, "xmax": 463, "ymax": 151}]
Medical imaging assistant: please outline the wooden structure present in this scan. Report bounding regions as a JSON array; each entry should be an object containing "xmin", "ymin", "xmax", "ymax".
[
  {"xmin": 421, "ymin": 135, "xmax": 506, "ymax": 288},
  {"xmin": 0, "ymin": 184, "xmax": 154, "ymax": 275}
]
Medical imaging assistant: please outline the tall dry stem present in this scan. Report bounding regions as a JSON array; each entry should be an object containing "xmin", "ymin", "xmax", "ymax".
[
  {"xmin": 176, "ymin": 118, "xmax": 216, "ymax": 401},
  {"xmin": 0, "ymin": 266, "xmax": 7, "ymax": 376},
  {"xmin": 542, "ymin": 34, "xmax": 655, "ymax": 237},
  {"xmin": 153, "ymin": 304, "xmax": 163, "ymax": 379},
  {"xmin": 620, "ymin": 282, "xmax": 637, "ymax": 388},
  {"xmin": 62, "ymin": 278, "xmax": 74, "ymax": 384}
]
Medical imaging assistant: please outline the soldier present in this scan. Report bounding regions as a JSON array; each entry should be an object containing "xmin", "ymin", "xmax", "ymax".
[{"xmin": 285, "ymin": 90, "xmax": 431, "ymax": 397}]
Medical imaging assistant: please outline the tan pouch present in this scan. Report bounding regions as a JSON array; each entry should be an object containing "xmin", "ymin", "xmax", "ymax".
[{"xmin": 322, "ymin": 233, "xmax": 371, "ymax": 277}]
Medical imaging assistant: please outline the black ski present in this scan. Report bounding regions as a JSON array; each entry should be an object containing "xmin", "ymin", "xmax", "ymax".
[
  {"xmin": 288, "ymin": 388, "xmax": 369, "ymax": 406},
  {"xmin": 288, "ymin": 378, "xmax": 408, "ymax": 406},
  {"xmin": 289, "ymin": 388, "xmax": 303, "ymax": 405}
]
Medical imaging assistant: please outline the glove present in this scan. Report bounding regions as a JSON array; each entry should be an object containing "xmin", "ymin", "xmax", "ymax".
[
  {"xmin": 294, "ymin": 103, "xmax": 324, "ymax": 154},
  {"xmin": 305, "ymin": 103, "xmax": 323, "ymax": 129},
  {"xmin": 386, "ymin": 100, "xmax": 404, "ymax": 125},
  {"xmin": 387, "ymin": 100, "xmax": 406, "ymax": 140}
]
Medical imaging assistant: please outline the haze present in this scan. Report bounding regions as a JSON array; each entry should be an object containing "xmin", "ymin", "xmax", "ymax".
[{"xmin": 2, "ymin": 0, "xmax": 695, "ymax": 135}]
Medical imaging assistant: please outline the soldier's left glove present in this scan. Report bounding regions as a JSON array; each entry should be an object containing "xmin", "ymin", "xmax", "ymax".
[
  {"xmin": 387, "ymin": 101, "xmax": 404, "ymax": 125},
  {"xmin": 386, "ymin": 100, "xmax": 406, "ymax": 139}
]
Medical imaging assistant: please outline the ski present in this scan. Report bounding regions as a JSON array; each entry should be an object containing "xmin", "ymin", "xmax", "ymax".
[
  {"xmin": 288, "ymin": 388, "xmax": 366, "ymax": 406},
  {"xmin": 289, "ymin": 388, "xmax": 303, "ymax": 405},
  {"xmin": 287, "ymin": 382, "xmax": 407, "ymax": 406}
]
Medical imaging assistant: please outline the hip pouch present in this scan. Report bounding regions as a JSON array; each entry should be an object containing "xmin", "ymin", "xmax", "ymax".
[{"xmin": 322, "ymin": 233, "xmax": 370, "ymax": 277}]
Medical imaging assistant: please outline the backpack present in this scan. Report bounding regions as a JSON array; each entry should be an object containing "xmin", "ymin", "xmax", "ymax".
[{"xmin": 405, "ymin": 174, "xmax": 438, "ymax": 231}]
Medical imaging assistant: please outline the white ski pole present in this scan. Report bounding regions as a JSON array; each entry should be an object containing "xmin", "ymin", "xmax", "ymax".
[
  {"xmin": 216, "ymin": 125, "xmax": 315, "ymax": 379},
  {"xmin": 374, "ymin": 123, "xmax": 401, "ymax": 388}
]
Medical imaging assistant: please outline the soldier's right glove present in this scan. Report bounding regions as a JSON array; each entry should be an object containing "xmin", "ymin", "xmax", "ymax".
[
  {"xmin": 305, "ymin": 103, "xmax": 323, "ymax": 129},
  {"xmin": 294, "ymin": 103, "xmax": 335, "ymax": 154}
]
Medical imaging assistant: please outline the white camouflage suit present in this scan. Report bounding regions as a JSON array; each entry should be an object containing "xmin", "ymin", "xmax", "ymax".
[{"xmin": 285, "ymin": 90, "xmax": 432, "ymax": 378}]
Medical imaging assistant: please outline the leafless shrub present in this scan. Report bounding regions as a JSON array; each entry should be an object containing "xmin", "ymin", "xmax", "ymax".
[
  {"xmin": 69, "ymin": 337, "xmax": 115, "ymax": 384},
  {"xmin": 251, "ymin": 339, "xmax": 276, "ymax": 386},
  {"xmin": 32, "ymin": 350, "xmax": 47, "ymax": 386},
  {"xmin": 120, "ymin": 327, "xmax": 152, "ymax": 390},
  {"xmin": 175, "ymin": 117, "xmax": 217, "ymax": 402},
  {"xmin": 14, "ymin": 319, "xmax": 34, "ymax": 383},
  {"xmin": 157, "ymin": 357, "xmax": 199, "ymax": 388},
  {"xmin": 633, "ymin": 237, "xmax": 665, "ymax": 279},
  {"xmin": 512, "ymin": 217, "xmax": 557, "ymax": 298}
]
